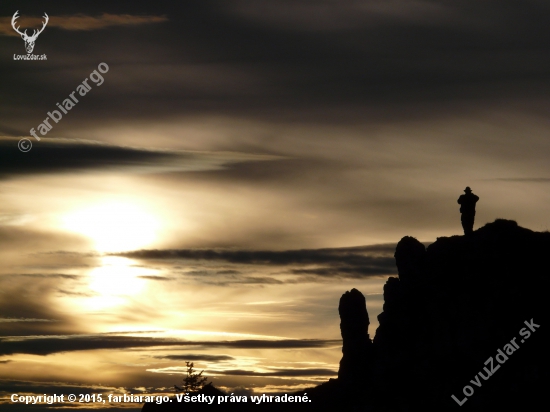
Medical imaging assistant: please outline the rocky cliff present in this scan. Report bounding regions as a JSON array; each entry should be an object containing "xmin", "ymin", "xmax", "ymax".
[
  {"xmin": 144, "ymin": 219, "xmax": 548, "ymax": 411},
  {"xmin": 368, "ymin": 219, "xmax": 548, "ymax": 410}
]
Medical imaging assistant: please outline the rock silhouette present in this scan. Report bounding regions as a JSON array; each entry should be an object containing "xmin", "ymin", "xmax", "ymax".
[
  {"xmin": 143, "ymin": 219, "xmax": 547, "ymax": 411},
  {"xmin": 337, "ymin": 288, "xmax": 372, "ymax": 383}
]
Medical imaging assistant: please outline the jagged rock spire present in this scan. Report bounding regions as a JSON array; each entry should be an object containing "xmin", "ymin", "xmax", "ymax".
[{"xmin": 338, "ymin": 288, "xmax": 372, "ymax": 383}]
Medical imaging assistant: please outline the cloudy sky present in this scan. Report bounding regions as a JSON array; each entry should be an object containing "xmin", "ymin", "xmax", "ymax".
[{"xmin": 1, "ymin": 0, "xmax": 549, "ymax": 410}]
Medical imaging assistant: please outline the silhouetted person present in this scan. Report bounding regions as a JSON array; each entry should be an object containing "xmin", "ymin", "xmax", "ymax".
[{"xmin": 457, "ymin": 187, "xmax": 479, "ymax": 235}]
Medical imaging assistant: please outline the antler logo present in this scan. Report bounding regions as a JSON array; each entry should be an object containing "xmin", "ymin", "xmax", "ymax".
[{"xmin": 11, "ymin": 10, "xmax": 49, "ymax": 54}]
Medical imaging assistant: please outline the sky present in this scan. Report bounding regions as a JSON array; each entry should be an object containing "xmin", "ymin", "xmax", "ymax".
[{"xmin": 1, "ymin": 0, "xmax": 549, "ymax": 410}]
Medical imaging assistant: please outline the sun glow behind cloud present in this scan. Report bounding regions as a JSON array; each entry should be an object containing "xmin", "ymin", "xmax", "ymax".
[
  {"xmin": 85, "ymin": 256, "xmax": 150, "ymax": 308},
  {"xmin": 61, "ymin": 201, "xmax": 160, "ymax": 252}
]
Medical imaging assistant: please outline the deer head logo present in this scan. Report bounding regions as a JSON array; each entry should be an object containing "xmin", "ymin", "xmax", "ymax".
[{"xmin": 11, "ymin": 11, "xmax": 49, "ymax": 54}]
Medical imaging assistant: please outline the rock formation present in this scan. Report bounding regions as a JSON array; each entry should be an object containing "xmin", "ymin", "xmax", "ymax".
[
  {"xmin": 393, "ymin": 235, "xmax": 426, "ymax": 286},
  {"xmin": 339, "ymin": 219, "xmax": 548, "ymax": 411},
  {"xmin": 337, "ymin": 288, "xmax": 372, "ymax": 383}
]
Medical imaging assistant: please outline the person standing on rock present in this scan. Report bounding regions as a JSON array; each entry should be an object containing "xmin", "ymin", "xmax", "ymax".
[{"xmin": 457, "ymin": 187, "xmax": 479, "ymax": 235}]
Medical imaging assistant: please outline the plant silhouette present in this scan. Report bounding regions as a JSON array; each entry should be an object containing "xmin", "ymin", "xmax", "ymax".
[{"xmin": 174, "ymin": 362, "xmax": 208, "ymax": 393}]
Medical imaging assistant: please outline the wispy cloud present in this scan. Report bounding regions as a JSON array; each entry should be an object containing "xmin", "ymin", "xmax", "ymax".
[
  {"xmin": 0, "ymin": 318, "xmax": 56, "ymax": 323},
  {"xmin": 0, "ymin": 13, "xmax": 167, "ymax": 36},
  {"xmin": 488, "ymin": 178, "xmax": 550, "ymax": 183}
]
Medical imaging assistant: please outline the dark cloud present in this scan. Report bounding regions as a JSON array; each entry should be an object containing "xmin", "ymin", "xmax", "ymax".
[
  {"xmin": 0, "ymin": 138, "xmax": 170, "ymax": 177},
  {"xmin": 15, "ymin": 274, "xmax": 81, "ymax": 279},
  {"xmin": 2, "ymin": 0, "xmax": 549, "ymax": 133},
  {"xmin": 117, "ymin": 244, "xmax": 396, "ymax": 266},
  {"xmin": 55, "ymin": 289, "xmax": 96, "ymax": 297},
  {"xmin": 0, "ymin": 13, "xmax": 168, "ymax": 37},
  {"xmin": 100, "ymin": 330, "xmax": 165, "ymax": 335},
  {"xmin": 36, "ymin": 251, "xmax": 98, "ymax": 257},
  {"xmin": 116, "ymin": 244, "xmax": 397, "ymax": 282},
  {"xmin": 0, "ymin": 379, "xmax": 114, "ymax": 395},
  {"xmin": 0, "ymin": 138, "xmax": 280, "ymax": 179},
  {"xmin": 157, "ymin": 354, "xmax": 234, "ymax": 362},
  {"xmin": 136, "ymin": 275, "xmax": 173, "ymax": 281},
  {"xmin": 290, "ymin": 265, "xmax": 395, "ymax": 278},
  {"xmin": 0, "ymin": 318, "xmax": 56, "ymax": 323},
  {"xmin": 199, "ymin": 277, "xmax": 285, "ymax": 286},
  {"xmin": 209, "ymin": 368, "xmax": 337, "ymax": 377},
  {"xmin": 215, "ymin": 270, "xmax": 241, "ymax": 275},
  {"xmin": 174, "ymin": 270, "xmax": 283, "ymax": 286},
  {"xmin": 0, "ymin": 335, "xmax": 340, "ymax": 356},
  {"xmin": 0, "ymin": 276, "xmax": 84, "ymax": 336},
  {"xmin": 0, "ymin": 228, "xmax": 96, "ymax": 335}
]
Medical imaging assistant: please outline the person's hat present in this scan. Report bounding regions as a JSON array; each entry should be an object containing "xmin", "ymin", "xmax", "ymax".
[{"xmin": 464, "ymin": 187, "xmax": 472, "ymax": 193}]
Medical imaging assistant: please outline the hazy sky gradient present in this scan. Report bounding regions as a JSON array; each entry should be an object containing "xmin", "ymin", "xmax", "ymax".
[{"xmin": 1, "ymin": 0, "xmax": 549, "ymax": 410}]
